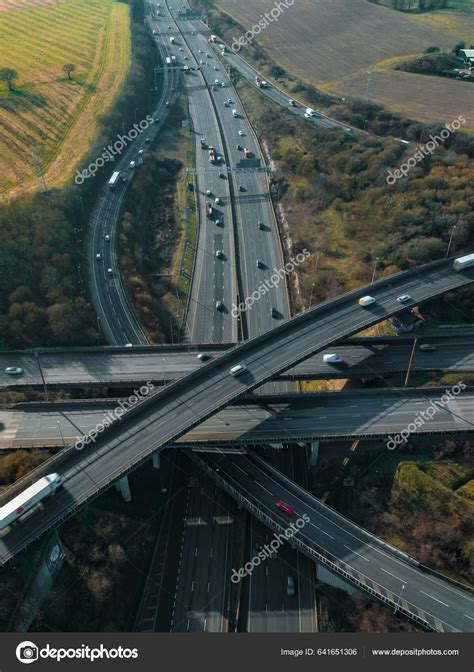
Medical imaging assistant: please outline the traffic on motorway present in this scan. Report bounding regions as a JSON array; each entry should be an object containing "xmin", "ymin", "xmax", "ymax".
[{"xmin": 2, "ymin": 0, "xmax": 474, "ymax": 649}]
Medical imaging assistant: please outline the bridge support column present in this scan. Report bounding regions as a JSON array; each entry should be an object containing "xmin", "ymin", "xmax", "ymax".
[
  {"xmin": 152, "ymin": 453, "xmax": 160, "ymax": 470},
  {"xmin": 310, "ymin": 440, "xmax": 320, "ymax": 467},
  {"xmin": 115, "ymin": 475, "xmax": 132, "ymax": 502},
  {"xmin": 316, "ymin": 564, "xmax": 358, "ymax": 594}
]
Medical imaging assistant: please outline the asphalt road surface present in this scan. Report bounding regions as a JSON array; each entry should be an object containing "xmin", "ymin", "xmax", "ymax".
[
  {"xmin": 195, "ymin": 452, "xmax": 474, "ymax": 633},
  {"xmin": 0, "ymin": 258, "xmax": 472, "ymax": 566},
  {"xmin": 1, "ymin": 334, "xmax": 473, "ymax": 388},
  {"xmin": 2, "ymin": 387, "xmax": 473, "ymax": 449}
]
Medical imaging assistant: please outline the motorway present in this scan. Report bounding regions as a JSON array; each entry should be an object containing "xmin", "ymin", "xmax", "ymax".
[
  {"xmin": 148, "ymin": 0, "xmax": 294, "ymax": 631},
  {"xmin": 179, "ymin": 14, "xmax": 290, "ymax": 339},
  {"xmin": 87, "ymin": 23, "xmax": 179, "ymax": 346},
  {"xmin": 1, "ymin": 333, "xmax": 474, "ymax": 388},
  {"xmin": 1, "ymin": 387, "xmax": 473, "ymax": 449},
  {"xmin": 0, "ymin": 259, "xmax": 471, "ymax": 519},
  {"xmin": 194, "ymin": 452, "xmax": 474, "ymax": 633},
  {"xmin": 156, "ymin": 9, "xmax": 238, "ymax": 344},
  {"xmin": 0, "ymin": 258, "xmax": 473, "ymax": 635},
  {"xmin": 210, "ymin": 36, "xmax": 345, "ymax": 132}
]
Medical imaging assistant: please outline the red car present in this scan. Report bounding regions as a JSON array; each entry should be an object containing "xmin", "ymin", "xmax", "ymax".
[{"xmin": 275, "ymin": 500, "xmax": 294, "ymax": 516}]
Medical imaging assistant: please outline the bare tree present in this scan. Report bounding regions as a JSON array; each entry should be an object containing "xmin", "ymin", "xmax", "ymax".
[
  {"xmin": 0, "ymin": 68, "xmax": 17, "ymax": 92},
  {"xmin": 63, "ymin": 63, "xmax": 76, "ymax": 81}
]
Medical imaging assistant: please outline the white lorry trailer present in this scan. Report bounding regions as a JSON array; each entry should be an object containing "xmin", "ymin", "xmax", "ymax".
[
  {"xmin": 0, "ymin": 473, "xmax": 62, "ymax": 530},
  {"xmin": 108, "ymin": 171, "xmax": 121, "ymax": 189},
  {"xmin": 453, "ymin": 253, "xmax": 474, "ymax": 271}
]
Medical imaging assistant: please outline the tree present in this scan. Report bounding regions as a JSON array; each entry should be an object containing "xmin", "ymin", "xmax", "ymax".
[
  {"xmin": 0, "ymin": 68, "xmax": 17, "ymax": 92},
  {"xmin": 63, "ymin": 63, "xmax": 76, "ymax": 81}
]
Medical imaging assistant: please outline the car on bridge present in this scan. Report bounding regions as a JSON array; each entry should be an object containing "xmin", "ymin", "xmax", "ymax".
[
  {"xmin": 275, "ymin": 500, "xmax": 294, "ymax": 516},
  {"xmin": 358, "ymin": 295, "xmax": 376, "ymax": 307},
  {"xmin": 323, "ymin": 353, "xmax": 344, "ymax": 365},
  {"xmin": 229, "ymin": 363, "xmax": 247, "ymax": 376},
  {"xmin": 419, "ymin": 343, "xmax": 437, "ymax": 352},
  {"xmin": 5, "ymin": 367, "xmax": 23, "ymax": 376}
]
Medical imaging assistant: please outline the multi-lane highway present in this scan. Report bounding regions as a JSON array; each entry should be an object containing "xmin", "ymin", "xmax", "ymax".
[
  {"xmin": 0, "ymin": 257, "xmax": 473, "ymax": 568},
  {"xmin": 193, "ymin": 452, "xmax": 473, "ymax": 633},
  {"xmin": 2, "ymin": 333, "xmax": 474, "ymax": 388},
  {"xmin": 209, "ymin": 31, "xmax": 345, "ymax": 131},
  {"xmin": 153, "ymin": 0, "xmax": 294, "ymax": 632},
  {"xmin": 2, "ymin": 387, "xmax": 473, "ymax": 449},
  {"xmin": 87, "ymin": 25, "xmax": 179, "ymax": 346},
  {"xmin": 156, "ymin": 9, "xmax": 238, "ymax": 344}
]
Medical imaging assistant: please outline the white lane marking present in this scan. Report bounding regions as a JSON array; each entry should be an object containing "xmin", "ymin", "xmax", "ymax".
[
  {"xmin": 380, "ymin": 567, "xmax": 404, "ymax": 582},
  {"xmin": 343, "ymin": 545, "xmax": 369, "ymax": 562},
  {"xmin": 419, "ymin": 590, "xmax": 449, "ymax": 608},
  {"xmin": 232, "ymin": 462, "xmax": 248, "ymax": 476},
  {"xmin": 255, "ymin": 480, "xmax": 273, "ymax": 496},
  {"xmin": 309, "ymin": 522, "xmax": 334, "ymax": 539},
  {"xmin": 464, "ymin": 614, "xmax": 474, "ymax": 620}
]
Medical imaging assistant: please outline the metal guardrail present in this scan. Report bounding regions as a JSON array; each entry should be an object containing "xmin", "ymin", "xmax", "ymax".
[
  {"xmin": 189, "ymin": 452, "xmax": 446, "ymax": 633},
  {"xmin": 0, "ymin": 260, "xmax": 471, "ymax": 524}
]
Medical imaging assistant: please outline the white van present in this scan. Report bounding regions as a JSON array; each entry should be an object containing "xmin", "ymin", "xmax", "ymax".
[
  {"xmin": 358, "ymin": 296, "xmax": 376, "ymax": 307},
  {"xmin": 229, "ymin": 363, "xmax": 246, "ymax": 376},
  {"xmin": 232, "ymin": 109, "xmax": 238, "ymax": 118}
]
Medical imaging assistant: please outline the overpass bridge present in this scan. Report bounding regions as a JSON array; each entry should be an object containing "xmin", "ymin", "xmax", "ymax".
[
  {"xmin": 2, "ymin": 387, "xmax": 473, "ymax": 449},
  {"xmin": 191, "ymin": 452, "xmax": 474, "ymax": 633},
  {"xmin": 1, "ymin": 331, "xmax": 474, "ymax": 389},
  {"xmin": 0, "ymin": 257, "xmax": 473, "ymax": 600}
]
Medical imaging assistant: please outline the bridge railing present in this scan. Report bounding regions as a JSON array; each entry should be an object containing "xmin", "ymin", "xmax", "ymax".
[{"xmin": 188, "ymin": 452, "xmax": 446, "ymax": 632}]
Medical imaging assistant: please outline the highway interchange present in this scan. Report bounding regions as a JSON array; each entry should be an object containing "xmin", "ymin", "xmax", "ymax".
[
  {"xmin": 2, "ymin": 332, "xmax": 474, "ymax": 388},
  {"xmin": 0, "ymin": 0, "xmax": 473, "ymax": 636},
  {"xmin": 2, "ymin": 387, "xmax": 474, "ymax": 449}
]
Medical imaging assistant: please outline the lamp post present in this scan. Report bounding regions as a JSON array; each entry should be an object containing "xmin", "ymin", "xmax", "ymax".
[
  {"xmin": 371, "ymin": 257, "xmax": 380, "ymax": 284},
  {"xmin": 446, "ymin": 224, "xmax": 457, "ymax": 257},
  {"xmin": 394, "ymin": 583, "xmax": 406, "ymax": 615},
  {"xmin": 57, "ymin": 420, "xmax": 66, "ymax": 448}
]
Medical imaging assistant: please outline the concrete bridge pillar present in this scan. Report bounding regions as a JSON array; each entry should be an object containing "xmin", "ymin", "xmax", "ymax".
[
  {"xmin": 317, "ymin": 564, "xmax": 358, "ymax": 594},
  {"xmin": 115, "ymin": 475, "xmax": 132, "ymax": 502},
  {"xmin": 152, "ymin": 452, "xmax": 160, "ymax": 470},
  {"xmin": 309, "ymin": 440, "xmax": 320, "ymax": 467}
]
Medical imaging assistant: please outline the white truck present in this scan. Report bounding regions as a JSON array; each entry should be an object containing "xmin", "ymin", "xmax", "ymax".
[
  {"xmin": 170, "ymin": 36, "xmax": 175, "ymax": 44},
  {"xmin": 305, "ymin": 107, "xmax": 315, "ymax": 117},
  {"xmin": 232, "ymin": 109, "xmax": 238, "ymax": 118},
  {"xmin": 107, "ymin": 171, "xmax": 121, "ymax": 190},
  {"xmin": 0, "ymin": 474, "xmax": 62, "ymax": 530},
  {"xmin": 454, "ymin": 253, "xmax": 474, "ymax": 271}
]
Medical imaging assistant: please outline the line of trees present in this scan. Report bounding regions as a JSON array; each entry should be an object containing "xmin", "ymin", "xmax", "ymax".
[{"xmin": 0, "ymin": 0, "xmax": 160, "ymax": 349}]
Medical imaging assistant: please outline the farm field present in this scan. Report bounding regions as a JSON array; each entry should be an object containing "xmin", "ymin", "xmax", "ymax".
[
  {"xmin": 0, "ymin": 0, "xmax": 131, "ymax": 197},
  {"xmin": 218, "ymin": 0, "xmax": 474, "ymax": 127}
]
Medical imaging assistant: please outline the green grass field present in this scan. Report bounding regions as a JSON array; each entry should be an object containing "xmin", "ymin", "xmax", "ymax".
[
  {"xmin": 0, "ymin": 0, "xmax": 131, "ymax": 196},
  {"xmin": 218, "ymin": 0, "xmax": 474, "ymax": 126}
]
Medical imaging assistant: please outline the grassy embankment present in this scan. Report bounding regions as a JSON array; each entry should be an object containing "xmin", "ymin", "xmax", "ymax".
[{"xmin": 0, "ymin": 0, "xmax": 131, "ymax": 197}]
